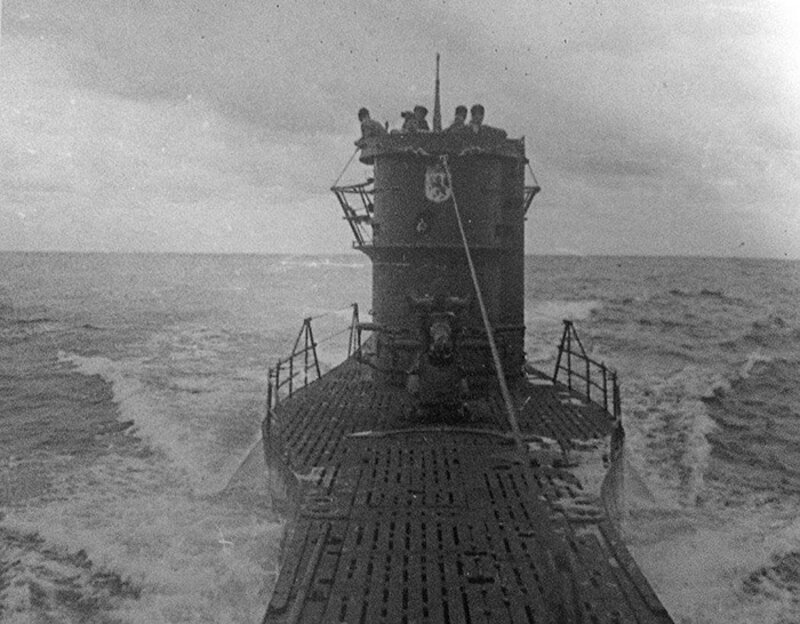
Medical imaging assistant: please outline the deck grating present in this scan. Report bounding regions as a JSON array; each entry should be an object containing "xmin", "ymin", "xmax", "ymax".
[{"xmin": 263, "ymin": 358, "xmax": 673, "ymax": 624}]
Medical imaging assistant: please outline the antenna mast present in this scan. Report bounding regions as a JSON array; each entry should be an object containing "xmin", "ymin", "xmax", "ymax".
[{"xmin": 433, "ymin": 53, "xmax": 442, "ymax": 132}]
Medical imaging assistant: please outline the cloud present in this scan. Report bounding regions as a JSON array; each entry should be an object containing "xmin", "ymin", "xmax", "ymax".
[
  {"xmin": 0, "ymin": 30, "xmax": 352, "ymax": 253},
  {"xmin": 2, "ymin": 0, "xmax": 799, "ymax": 257}
]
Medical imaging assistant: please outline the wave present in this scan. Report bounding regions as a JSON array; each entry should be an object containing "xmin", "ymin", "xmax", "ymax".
[
  {"xmin": 752, "ymin": 314, "xmax": 789, "ymax": 330},
  {"xmin": 8, "ymin": 316, "xmax": 56, "ymax": 325},
  {"xmin": 527, "ymin": 299, "xmax": 602, "ymax": 324},
  {"xmin": 722, "ymin": 314, "xmax": 800, "ymax": 354},
  {"xmin": 744, "ymin": 550, "xmax": 800, "ymax": 601},
  {"xmin": 80, "ymin": 323, "xmax": 107, "ymax": 331},
  {"xmin": 628, "ymin": 503, "xmax": 800, "ymax": 624},
  {"xmin": 0, "ymin": 285, "xmax": 13, "ymax": 315},
  {"xmin": 621, "ymin": 364, "xmax": 729, "ymax": 507},
  {"xmin": 0, "ymin": 526, "xmax": 140, "ymax": 620},
  {"xmin": 278, "ymin": 256, "xmax": 368, "ymax": 270},
  {"xmin": 739, "ymin": 351, "xmax": 776, "ymax": 379},
  {"xmin": 698, "ymin": 354, "xmax": 800, "ymax": 497},
  {"xmin": 0, "ymin": 316, "xmax": 64, "ymax": 343},
  {"xmin": 2, "ymin": 455, "xmax": 284, "ymax": 624},
  {"xmin": 705, "ymin": 353, "xmax": 798, "ymax": 401},
  {"xmin": 57, "ymin": 348, "xmax": 267, "ymax": 496},
  {"xmin": 0, "ymin": 316, "xmax": 59, "ymax": 334},
  {"xmin": 57, "ymin": 351, "xmax": 210, "ymax": 482},
  {"xmin": 636, "ymin": 317, "xmax": 690, "ymax": 330},
  {"xmin": 667, "ymin": 287, "xmax": 742, "ymax": 303}
]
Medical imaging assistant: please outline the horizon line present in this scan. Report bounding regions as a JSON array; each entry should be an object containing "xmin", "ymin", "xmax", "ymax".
[{"xmin": 0, "ymin": 249, "xmax": 797, "ymax": 262}]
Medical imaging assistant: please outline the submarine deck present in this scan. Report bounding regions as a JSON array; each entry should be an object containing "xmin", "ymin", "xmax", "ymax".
[{"xmin": 262, "ymin": 358, "xmax": 673, "ymax": 624}]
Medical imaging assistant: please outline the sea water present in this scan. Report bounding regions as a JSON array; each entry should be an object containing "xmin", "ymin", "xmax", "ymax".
[{"xmin": 1, "ymin": 252, "xmax": 798, "ymax": 623}]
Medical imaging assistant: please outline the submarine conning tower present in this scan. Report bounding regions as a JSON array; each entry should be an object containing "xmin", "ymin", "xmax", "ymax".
[{"xmin": 334, "ymin": 130, "xmax": 539, "ymax": 393}]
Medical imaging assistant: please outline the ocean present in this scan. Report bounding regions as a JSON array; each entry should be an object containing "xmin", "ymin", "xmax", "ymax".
[{"xmin": 1, "ymin": 252, "xmax": 798, "ymax": 623}]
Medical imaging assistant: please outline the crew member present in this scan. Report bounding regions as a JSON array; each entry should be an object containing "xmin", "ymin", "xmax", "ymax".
[
  {"xmin": 469, "ymin": 104, "xmax": 485, "ymax": 133},
  {"xmin": 413, "ymin": 105, "xmax": 430, "ymax": 131},
  {"xmin": 400, "ymin": 111, "xmax": 418, "ymax": 132},
  {"xmin": 355, "ymin": 107, "xmax": 387, "ymax": 146},
  {"xmin": 468, "ymin": 104, "xmax": 507, "ymax": 139},
  {"xmin": 445, "ymin": 105, "xmax": 468, "ymax": 133}
]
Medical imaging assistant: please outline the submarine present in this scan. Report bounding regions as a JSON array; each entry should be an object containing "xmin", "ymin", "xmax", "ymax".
[{"xmin": 259, "ymin": 66, "xmax": 675, "ymax": 624}]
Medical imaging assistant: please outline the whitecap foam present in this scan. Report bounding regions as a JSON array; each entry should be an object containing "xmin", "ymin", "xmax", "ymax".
[
  {"xmin": 57, "ymin": 351, "xmax": 225, "ymax": 491},
  {"xmin": 740, "ymin": 350, "xmax": 775, "ymax": 379},
  {"xmin": 3, "ymin": 454, "xmax": 284, "ymax": 624},
  {"xmin": 685, "ymin": 407, "xmax": 716, "ymax": 504},
  {"xmin": 621, "ymin": 366, "xmax": 721, "ymax": 506},
  {"xmin": 527, "ymin": 299, "xmax": 602, "ymax": 325},
  {"xmin": 628, "ymin": 502, "xmax": 800, "ymax": 624},
  {"xmin": 279, "ymin": 257, "xmax": 367, "ymax": 270}
]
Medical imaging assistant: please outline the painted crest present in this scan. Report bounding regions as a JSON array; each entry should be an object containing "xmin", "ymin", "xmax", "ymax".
[{"xmin": 424, "ymin": 164, "xmax": 452, "ymax": 203}]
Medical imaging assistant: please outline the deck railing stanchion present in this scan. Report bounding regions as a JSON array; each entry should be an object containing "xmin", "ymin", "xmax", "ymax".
[
  {"xmin": 275, "ymin": 362, "xmax": 282, "ymax": 406},
  {"xmin": 553, "ymin": 320, "xmax": 568, "ymax": 382},
  {"xmin": 307, "ymin": 321, "xmax": 321, "ymax": 379},
  {"xmin": 267, "ymin": 370, "xmax": 273, "ymax": 411},
  {"xmin": 585, "ymin": 356, "xmax": 591, "ymax": 401},
  {"xmin": 303, "ymin": 320, "xmax": 310, "ymax": 388},
  {"xmin": 348, "ymin": 303, "xmax": 359, "ymax": 358},
  {"xmin": 288, "ymin": 355, "xmax": 294, "ymax": 398},
  {"xmin": 265, "ymin": 370, "xmax": 273, "ymax": 441},
  {"xmin": 566, "ymin": 323, "xmax": 573, "ymax": 391}
]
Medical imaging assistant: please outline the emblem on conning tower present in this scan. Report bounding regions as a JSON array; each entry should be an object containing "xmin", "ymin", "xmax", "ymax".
[{"xmin": 424, "ymin": 163, "xmax": 452, "ymax": 203}]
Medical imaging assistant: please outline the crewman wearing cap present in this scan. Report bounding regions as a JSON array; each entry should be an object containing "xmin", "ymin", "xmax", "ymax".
[
  {"xmin": 413, "ymin": 105, "xmax": 430, "ymax": 131},
  {"xmin": 468, "ymin": 104, "xmax": 507, "ymax": 139},
  {"xmin": 445, "ymin": 105, "xmax": 468, "ymax": 133},
  {"xmin": 469, "ymin": 104, "xmax": 485, "ymax": 133},
  {"xmin": 355, "ymin": 107, "xmax": 387, "ymax": 146}
]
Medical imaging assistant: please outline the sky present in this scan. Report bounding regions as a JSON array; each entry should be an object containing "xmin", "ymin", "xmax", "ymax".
[{"xmin": 1, "ymin": 0, "xmax": 799, "ymax": 258}]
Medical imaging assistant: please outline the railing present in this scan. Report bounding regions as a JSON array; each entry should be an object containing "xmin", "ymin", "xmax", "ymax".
[
  {"xmin": 266, "ymin": 317, "xmax": 320, "ymax": 413},
  {"xmin": 523, "ymin": 185, "xmax": 541, "ymax": 215},
  {"xmin": 264, "ymin": 305, "xmax": 361, "ymax": 441},
  {"xmin": 553, "ymin": 320, "xmax": 620, "ymax": 419},
  {"xmin": 331, "ymin": 180, "xmax": 374, "ymax": 248},
  {"xmin": 347, "ymin": 303, "xmax": 362, "ymax": 359}
]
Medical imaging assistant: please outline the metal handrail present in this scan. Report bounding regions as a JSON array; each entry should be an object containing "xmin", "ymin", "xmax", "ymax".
[
  {"xmin": 264, "ymin": 305, "xmax": 361, "ymax": 442},
  {"xmin": 331, "ymin": 180, "xmax": 374, "ymax": 248},
  {"xmin": 523, "ymin": 185, "xmax": 541, "ymax": 215},
  {"xmin": 347, "ymin": 303, "xmax": 361, "ymax": 358},
  {"xmin": 553, "ymin": 320, "xmax": 620, "ymax": 419}
]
